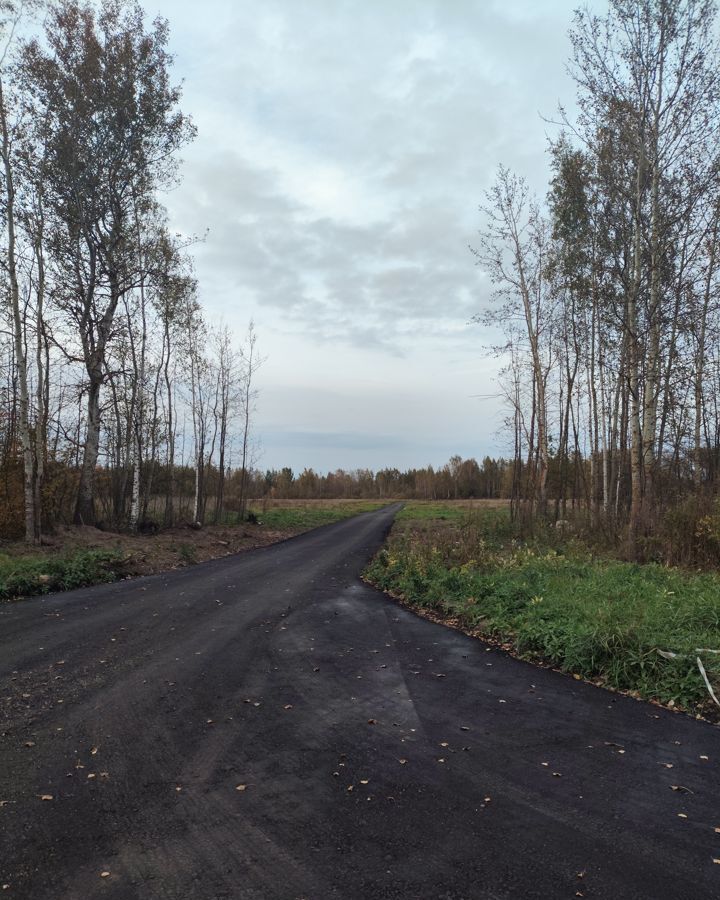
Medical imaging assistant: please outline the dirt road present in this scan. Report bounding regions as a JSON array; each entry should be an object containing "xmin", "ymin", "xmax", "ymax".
[{"xmin": 1, "ymin": 504, "xmax": 719, "ymax": 899}]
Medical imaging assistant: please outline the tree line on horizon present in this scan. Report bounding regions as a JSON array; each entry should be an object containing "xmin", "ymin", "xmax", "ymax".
[
  {"xmin": 477, "ymin": 0, "xmax": 720, "ymax": 560},
  {"xmin": 257, "ymin": 455, "xmax": 511, "ymax": 501},
  {"xmin": 0, "ymin": 0, "xmax": 259, "ymax": 542}
]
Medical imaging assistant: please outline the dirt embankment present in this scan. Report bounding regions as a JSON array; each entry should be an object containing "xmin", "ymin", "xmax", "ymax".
[{"xmin": 1, "ymin": 522, "xmax": 301, "ymax": 577}]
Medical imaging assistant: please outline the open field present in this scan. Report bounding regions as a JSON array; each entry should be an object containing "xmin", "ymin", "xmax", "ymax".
[
  {"xmin": 247, "ymin": 499, "xmax": 386, "ymax": 529},
  {"xmin": 365, "ymin": 502, "xmax": 720, "ymax": 720},
  {"xmin": 0, "ymin": 501, "xmax": 387, "ymax": 602}
]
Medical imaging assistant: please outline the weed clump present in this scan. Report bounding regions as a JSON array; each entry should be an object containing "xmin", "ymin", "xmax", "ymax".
[{"xmin": 0, "ymin": 549, "xmax": 127, "ymax": 601}]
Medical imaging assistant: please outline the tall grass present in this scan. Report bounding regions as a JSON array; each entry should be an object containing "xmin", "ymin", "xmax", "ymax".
[{"xmin": 365, "ymin": 507, "xmax": 720, "ymax": 716}]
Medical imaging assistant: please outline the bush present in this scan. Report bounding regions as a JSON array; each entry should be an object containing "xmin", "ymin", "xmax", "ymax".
[{"xmin": 0, "ymin": 549, "xmax": 127, "ymax": 601}]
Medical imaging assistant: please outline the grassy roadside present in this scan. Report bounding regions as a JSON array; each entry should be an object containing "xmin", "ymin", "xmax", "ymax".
[
  {"xmin": 0, "ymin": 549, "xmax": 128, "ymax": 601},
  {"xmin": 0, "ymin": 500, "xmax": 387, "ymax": 602},
  {"xmin": 364, "ymin": 501, "xmax": 720, "ymax": 720}
]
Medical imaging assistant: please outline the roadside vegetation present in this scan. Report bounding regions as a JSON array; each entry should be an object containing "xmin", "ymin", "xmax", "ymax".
[
  {"xmin": 0, "ymin": 500, "xmax": 388, "ymax": 602},
  {"xmin": 365, "ymin": 502, "xmax": 720, "ymax": 719},
  {"xmin": 0, "ymin": 549, "xmax": 127, "ymax": 601}
]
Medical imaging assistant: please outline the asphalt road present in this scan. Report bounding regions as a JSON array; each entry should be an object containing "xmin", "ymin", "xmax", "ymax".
[{"xmin": 2, "ymin": 504, "xmax": 720, "ymax": 900}]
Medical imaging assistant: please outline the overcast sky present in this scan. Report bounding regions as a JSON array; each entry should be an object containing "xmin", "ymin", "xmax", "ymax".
[{"xmin": 150, "ymin": 0, "xmax": 582, "ymax": 474}]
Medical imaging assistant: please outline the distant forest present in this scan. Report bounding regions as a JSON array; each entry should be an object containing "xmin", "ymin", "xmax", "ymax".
[{"xmin": 255, "ymin": 455, "xmax": 509, "ymax": 502}]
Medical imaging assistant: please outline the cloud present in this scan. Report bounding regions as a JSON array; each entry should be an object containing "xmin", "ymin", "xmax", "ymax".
[{"xmin": 152, "ymin": 0, "xmax": 579, "ymax": 469}]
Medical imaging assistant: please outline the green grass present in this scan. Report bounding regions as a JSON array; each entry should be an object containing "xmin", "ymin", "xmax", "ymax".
[
  {"xmin": 365, "ymin": 503, "xmax": 720, "ymax": 717},
  {"xmin": 247, "ymin": 501, "xmax": 386, "ymax": 530},
  {"xmin": 0, "ymin": 549, "xmax": 128, "ymax": 601}
]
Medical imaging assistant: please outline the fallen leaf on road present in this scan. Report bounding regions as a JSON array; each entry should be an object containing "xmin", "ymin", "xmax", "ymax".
[
  {"xmin": 437, "ymin": 758, "xmax": 445, "ymax": 764},
  {"xmin": 440, "ymin": 742, "xmax": 449, "ymax": 748},
  {"xmin": 87, "ymin": 773, "xmax": 96, "ymax": 780},
  {"xmin": 360, "ymin": 779, "xmax": 369, "ymax": 785},
  {"xmin": 24, "ymin": 741, "xmax": 35, "ymax": 748},
  {"xmin": 460, "ymin": 726, "xmax": 470, "ymax": 731},
  {"xmin": 714, "ymin": 858, "xmax": 720, "ymax": 864},
  {"xmin": 552, "ymin": 772, "xmax": 562, "ymax": 777},
  {"xmin": 670, "ymin": 785, "xmax": 693, "ymax": 793},
  {"xmin": 90, "ymin": 747, "xmax": 98, "ymax": 756},
  {"xmin": 678, "ymin": 813, "xmax": 688, "ymax": 819},
  {"xmin": 283, "ymin": 705, "xmax": 293, "ymax": 710},
  {"xmin": 700, "ymin": 755, "xmax": 709, "ymax": 760},
  {"xmin": 367, "ymin": 719, "xmax": 377, "ymax": 725},
  {"xmin": 40, "ymin": 795, "xmax": 53, "ymax": 801},
  {"xmin": 541, "ymin": 762, "xmax": 550, "ymax": 767},
  {"xmin": 100, "ymin": 871, "xmax": 110, "ymax": 878},
  {"xmin": 235, "ymin": 784, "xmax": 247, "ymax": 792},
  {"xmin": 347, "ymin": 785, "xmax": 354, "ymax": 792},
  {"xmin": 399, "ymin": 759, "xmax": 407, "ymax": 765}
]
